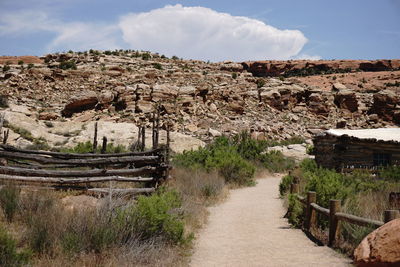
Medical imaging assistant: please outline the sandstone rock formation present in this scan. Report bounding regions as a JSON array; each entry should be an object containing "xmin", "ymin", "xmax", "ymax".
[
  {"xmin": 1, "ymin": 52, "xmax": 399, "ymax": 147},
  {"xmin": 354, "ymin": 218, "xmax": 400, "ymax": 267}
]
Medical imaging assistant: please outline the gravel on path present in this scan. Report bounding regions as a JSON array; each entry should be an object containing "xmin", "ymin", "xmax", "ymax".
[{"xmin": 190, "ymin": 176, "xmax": 352, "ymax": 267}]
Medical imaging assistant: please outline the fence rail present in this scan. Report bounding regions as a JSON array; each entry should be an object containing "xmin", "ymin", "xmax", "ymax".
[
  {"xmin": 289, "ymin": 184, "xmax": 400, "ymax": 246},
  {"xmin": 0, "ymin": 112, "xmax": 171, "ymax": 196}
]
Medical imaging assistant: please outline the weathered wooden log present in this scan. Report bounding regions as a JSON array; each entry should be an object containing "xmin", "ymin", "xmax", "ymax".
[
  {"xmin": 310, "ymin": 203, "xmax": 330, "ymax": 216},
  {"xmin": 87, "ymin": 187, "xmax": 155, "ymax": 195},
  {"xmin": 328, "ymin": 200, "xmax": 341, "ymax": 247},
  {"xmin": 0, "ymin": 174, "xmax": 153, "ymax": 184},
  {"xmin": 304, "ymin": 191, "xmax": 316, "ymax": 231},
  {"xmin": 141, "ymin": 126, "xmax": 145, "ymax": 151},
  {"xmin": 0, "ymin": 144, "xmax": 161, "ymax": 158},
  {"xmin": 0, "ymin": 165, "xmax": 159, "ymax": 177},
  {"xmin": 2, "ymin": 129, "xmax": 9, "ymax": 144},
  {"xmin": 101, "ymin": 136, "xmax": 107, "ymax": 154},
  {"xmin": 0, "ymin": 150, "xmax": 159, "ymax": 166},
  {"xmin": 93, "ymin": 122, "xmax": 98, "ymax": 152},
  {"xmin": 335, "ymin": 212, "xmax": 384, "ymax": 228}
]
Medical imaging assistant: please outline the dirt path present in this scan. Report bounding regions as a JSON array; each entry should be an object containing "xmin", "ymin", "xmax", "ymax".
[{"xmin": 190, "ymin": 176, "xmax": 352, "ymax": 267}]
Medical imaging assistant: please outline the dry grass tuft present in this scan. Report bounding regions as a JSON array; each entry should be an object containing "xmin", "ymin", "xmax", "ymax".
[{"xmin": 169, "ymin": 168, "xmax": 227, "ymax": 233}]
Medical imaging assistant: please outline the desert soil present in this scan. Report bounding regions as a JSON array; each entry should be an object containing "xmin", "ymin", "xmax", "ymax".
[{"xmin": 190, "ymin": 176, "xmax": 352, "ymax": 267}]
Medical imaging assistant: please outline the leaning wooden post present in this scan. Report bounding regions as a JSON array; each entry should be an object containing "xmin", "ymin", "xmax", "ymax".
[
  {"xmin": 166, "ymin": 124, "xmax": 170, "ymax": 164},
  {"xmin": 137, "ymin": 125, "xmax": 142, "ymax": 150},
  {"xmin": 155, "ymin": 108, "xmax": 160, "ymax": 148},
  {"xmin": 290, "ymin": 183, "xmax": 299, "ymax": 194},
  {"xmin": 101, "ymin": 136, "xmax": 107, "ymax": 154},
  {"xmin": 141, "ymin": 126, "xmax": 146, "ymax": 151},
  {"xmin": 384, "ymin": 210, "xmax": 400, "ymax": 223},
  {"xmin": 304, "ymin": 191, "xmax": 316, "ymax": 231},
  {"xmin": 93, "ymin": 122, "xmax": 98, "ymax": 153},
  {"xmin": 0, "ymin": 113, "xmax": 4, "ymax": 142},
  {"xmin": 152, "ymin": 111, "xmax": 156, "ymax": 149},
  {"xmin": 2, "ymin": 129, "xmax": 9, "ymax": 144},
  {"xmin": 328, "ymin": 199, "xmax": 341, "ymax": 247}
]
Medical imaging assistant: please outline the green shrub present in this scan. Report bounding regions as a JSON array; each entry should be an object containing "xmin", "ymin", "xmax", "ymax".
[
  {"xmin": 60, "ymin": 141, "xmax": 127, "ymax": 154},
  {"xmin": 17, "ymin": 60, "xmax": 24, "ymax": 65},
  {"xmin": 233, "ymin": 131, "xmax": 268, "ymax": 161},
  {"xmin": 141, "ymin": 53, "xmax": 151, "ymax": 60},
  {"xmin": 231, "ymin": 72, "xmax": 238, "ymax": 79},
  {"xmin": 0, "ymin": 95, "xmax": 8, "ymax": 108},
  {"xmin": 117, "ymin": 190, "xmax": 185, "ymax": 244},
  {"xmin": 174, "ymin": 132, "xmax": 296, "ymax": 185},
  {"xmin": 259, "ymin": 150, "xmax": 295, "ymax": 173},
  {"xmin": 279, "ymin": 174, "xmax": 294, "ymax": 196},
  {"xmin": 0, "ymin": 226, "xmax": 31, "ymax": 266},
  {"xmin": 27, "ymin": 63, "xmax": 34, "ymax": 69},
  {"xmin": 2, "ymin": 65, "xmax": 10, "ymax": 72},
  {"xmin": 256, "ymin": 79, "xmax": 265, "ymax": 88},
  {"xmin": 287, "ymin": 194, "xmax": 303, "ymax": 227},
  {"xmin": 152, "ymin": 63, "xmax": 163, "ymax": 70},
  {"xmin": 379, "ymin": 165, "xmax": 400, "ymax": 181},
  {"xmin": 0, "ymin": 184, "xmax": 20, "ymax": 223},
  {"xmin": 59, "ymin": 60, "xmax": 77, "ymax": 70},
  {"xmin": 171, "ymin": 56, "xmax": 179, "ymax": 60},
  {"xmin": 205, "ymin": 147, "xmax": 255, "ymax": 185},
  {"xmin": 61, "ymin": 210, "xmax": 115, "ymax": 254}
]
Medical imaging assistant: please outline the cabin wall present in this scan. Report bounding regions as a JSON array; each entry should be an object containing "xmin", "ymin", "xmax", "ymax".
[
  {"xmin": 313, "ymin": 135, "xmax": 400, "ymax": 169},
  {"xmin": 336, "ymin": 140, "xmax": 400, "ymax": 167},
  {"xmin": 313, "ymin": 135, "xmax": 337, "ymax": 169}
]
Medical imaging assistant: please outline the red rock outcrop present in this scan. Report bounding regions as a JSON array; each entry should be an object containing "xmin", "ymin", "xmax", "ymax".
[
  {"xmin": 61, "ymin": 91, "xmax": 98, "ymax": 117},
  {"xmin": 0, "ymin": 56, "xmax": 43, "ymax": 65},
  {"xmin": 354, "ymin": 218, "xmax": 400, "ymax": 267},
  {"xmin": 369, "ymin": 90, "xmax": 400, "ymax": 122},
  {"xmin": 242, "ymin": 60, "xmax": 400, "ymax": 77}
]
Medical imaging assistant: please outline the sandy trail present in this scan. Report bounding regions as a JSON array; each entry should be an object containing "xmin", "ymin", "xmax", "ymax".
[{"xmin": 190, "ymin": 176, "xmax": 352, "ymax": 267}]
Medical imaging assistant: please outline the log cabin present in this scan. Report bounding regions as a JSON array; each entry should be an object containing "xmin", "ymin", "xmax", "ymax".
[{"xmin": 313, "ymin": 128, "xmax": 400, "ymax": 170}]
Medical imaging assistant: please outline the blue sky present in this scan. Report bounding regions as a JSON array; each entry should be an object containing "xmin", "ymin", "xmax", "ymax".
[{"xmin": 0, "ymin": 0, "xmax": 399, "ymax": 61}]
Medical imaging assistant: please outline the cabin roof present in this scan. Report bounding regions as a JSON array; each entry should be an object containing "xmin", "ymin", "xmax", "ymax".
[{"xmin": 325, "ymin": 128, "xmax": 400, "ymax": 143}]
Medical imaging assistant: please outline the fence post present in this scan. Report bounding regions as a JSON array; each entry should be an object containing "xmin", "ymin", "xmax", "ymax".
[
  {"xmin": 384, "ymin": 210, "xmax": 400, "ymax": 223},
  {"xmin": 3, "ymin": 129, "xmax": 9, "ymax": 144},
  {"xmin": 101, "ymin": 136, "xmax": 107, "ymax": 154},
  {"xmin": 290, "ymin": 183, "xmax": 299, "ymax": 194},
  {"xmin": 93, "ymin": 122, "xmax": 98, "ymax": 153},
  {"xmin": 141, "ymin": 126, "xmax": 145, "ymax": 151},
  {"xmin": 328, "ymin": 199, "xmax": 341, "ymax": 247},
  {"xmin": 304, "ymin": 191, "xmax": 316, "ymax": 231}
]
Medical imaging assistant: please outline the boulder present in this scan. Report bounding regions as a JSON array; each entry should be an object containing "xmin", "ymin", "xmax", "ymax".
[
  {"xmin": 354, "ymin": 218, "xmax": 400, "ymax": 266},
  {"xmin": 152, "ymin": 84, "xmax": 178, "ymax": 101},
  {"xmin": 370, "ymin": 90, "xmax": 399, "ymax": 122},
  {"xmin": 61, "ymin": 91, "xmax": 98, "ymax": 117},
  {"xmin": 260, "ymin": 89, "xmax": 282, "ymax": 110},
  {"xmin": 97, "ymin": 91, "xmax": 115, "ymax": 107},
  {"xmin": 307, "ymin": 93, "xmax": 329, "ymax": 116},
  {"xmin": 332, "ymin": 83, "xmax": 347, "ymax": 92},
  {"xmin": 229, "ymin": 102, "xmax": 244, "ymax": 114},
  {"xmin": 334, "ymin": 90, "xmax": 358, "ymax": 112},
  {"xmin": 135, "ymin": 100, "xmax": 153, "ymax": 113},
  {"xmin": 209, "ymin": 128, "xmax": 222, "ymax": 137},
  {"xmin": 38, "ymin": 112, "xmax": 59, "ymax": 121}
]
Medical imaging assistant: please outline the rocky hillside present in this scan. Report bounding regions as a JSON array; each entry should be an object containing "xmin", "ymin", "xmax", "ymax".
[{"xmin": 0, "ymin": 51, "xmax": 399, "ymax": 149}]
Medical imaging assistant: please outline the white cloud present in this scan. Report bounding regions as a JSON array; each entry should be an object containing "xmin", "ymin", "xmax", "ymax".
[
  {"xmin": 119, "ymin": 4, "xmax": 308, "ymax": 61},
  {"xmin": 0, "ymin": 4, "xmax": 310, "ymax": 61},
  {"xmin": 0, "ymin": 10, "xmax": 122, "ymax": 52},
  {"xmin": 295, "ymin": 53, "xmax": 321, "ymax": 60}
]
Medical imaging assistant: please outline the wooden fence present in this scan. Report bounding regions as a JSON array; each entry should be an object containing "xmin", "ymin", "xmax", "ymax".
[
  {"xmin": 289, "ymin": 183, "xmax": 400, "ymax": 246},
  {"xmin": 0, "ymin": 110, "xmax": 171, "ymax": 197}
]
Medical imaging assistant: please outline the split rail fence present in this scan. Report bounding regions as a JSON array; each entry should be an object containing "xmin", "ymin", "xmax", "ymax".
[
  {"xmin": 289, "ymin": 183, "xmax": 400, "ymax": 246},
  {"xmin": 0, "ymin": 110, "xmax": 171, "ymax": 197}
]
